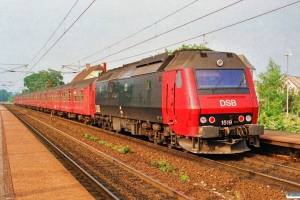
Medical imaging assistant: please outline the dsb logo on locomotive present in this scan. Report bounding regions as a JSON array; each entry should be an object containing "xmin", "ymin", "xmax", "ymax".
[{"xmin": 220, "ymin": 100, "xmax": 237, "ymax": 107}]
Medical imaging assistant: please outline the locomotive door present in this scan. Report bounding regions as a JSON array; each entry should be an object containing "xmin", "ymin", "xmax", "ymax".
[
  {"xmin": 162, "ymin": 68, "xmax": 200, "ymax": 136},
  {"xmin": 162, "ymin": 70, "xmax": 176, "ymax": 125}
]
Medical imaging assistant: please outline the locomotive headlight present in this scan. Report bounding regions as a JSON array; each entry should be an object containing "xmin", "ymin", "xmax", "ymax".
[
  {"xmin": 216, "ymin": 59, "xmax": 224, "ymax": 67},
  {"xmin": 200, "ymin": 117, "xmax": 207, "ymax": 123},
  {"xmin": 238, "ymin": 115, "xmax": 245, "ymax": 122},
  {"xmin": 246, "ymin": 115, "xmax": 252, "ymax": 122},
  {"xmin": 209, "ymin": 116, "xmax": 216, "ymax": 123}
]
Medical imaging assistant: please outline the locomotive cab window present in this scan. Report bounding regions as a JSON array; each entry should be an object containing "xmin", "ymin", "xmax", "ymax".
[{"xmin": 195, "ymin": 69, "xmax": 249, "ymax": 94}]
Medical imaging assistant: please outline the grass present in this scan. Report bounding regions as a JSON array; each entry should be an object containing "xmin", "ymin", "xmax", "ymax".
[
  {"xmin": 150, "ymin": 159, "xmax": 190, "ymax": 182},
  {"xmin": 82, "ymin": 133, "xmax": 131, "ymax": 154}
]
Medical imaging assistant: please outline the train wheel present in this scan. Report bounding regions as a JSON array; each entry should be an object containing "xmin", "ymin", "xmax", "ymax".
[{"xmin": 83, "ymin": 117, "xmax": 92, "ymax": 125}]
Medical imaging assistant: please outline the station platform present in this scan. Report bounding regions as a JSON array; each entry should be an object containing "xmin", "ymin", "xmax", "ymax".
[
  {"xmin": 260, "ymin": 130, "xmax": 300, "ymax": 160},
  {"xmin": 261, "ymin": 130, "xmax": 300, "ymax": 146},
  {"xmin": 0, "ymin": 105, "xmax": 94, "ymax": 199}
]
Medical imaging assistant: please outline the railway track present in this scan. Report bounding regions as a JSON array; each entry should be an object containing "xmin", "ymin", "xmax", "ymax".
[
  {"xmin": 7, "ymin": 106, "xmax": 119, "ymax": 199},
  {"xmin": 6, "ymin": 104, "xmax": 300, "ymax": 199},
  {"xmin": 201, "ymin": 154, "xmax": 300, "ymax": 191},
  {"xmin": 6, "ymin": 105, "xmax": 192, "ymax": 200}
]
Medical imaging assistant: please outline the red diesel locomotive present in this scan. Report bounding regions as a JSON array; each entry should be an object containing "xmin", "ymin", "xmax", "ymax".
[{"xmin": 15, "ymin": 49, "xmax": 264, "ymax": 154}]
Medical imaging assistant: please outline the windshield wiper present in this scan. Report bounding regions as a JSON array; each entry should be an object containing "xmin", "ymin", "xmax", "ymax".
[
  {"xmin": 212, "ymin": 77, "xmax": 224, "ymax": 93},
  {"xmin": 236, "ymin": 77, "xmax": 246, "ymax": 92}
]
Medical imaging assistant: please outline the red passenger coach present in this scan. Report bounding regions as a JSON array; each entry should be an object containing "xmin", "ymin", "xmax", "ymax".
[{"xmin": 15, "ymin": 78, "xmax": 97, "ymax": 125}]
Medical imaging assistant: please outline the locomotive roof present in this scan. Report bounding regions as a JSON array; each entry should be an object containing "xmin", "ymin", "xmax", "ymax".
[
  {"xmin": 96, "ymin": 53, "xmax": 170, "ymax": 82},
  {"xmin": 164, "ymin": 50, "xmax": 247, "ymax": 71},
  {"xmin": 96, "ymin": 50, "xmax": 248, "ymax": 82}
]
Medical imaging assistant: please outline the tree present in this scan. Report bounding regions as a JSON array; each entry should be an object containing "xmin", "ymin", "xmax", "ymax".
[
  {"xmin": 0, "ymin": 90, "xmax": 15, "ymax": 102},
  {"xmin": 23, "ymin": 69, "xmax": 64, "ymax": 92},
  {"xmin": 256, "ymin": 58, "xmax": 285, "ymax": 117},
  {"xmin": 287, "ymin": 84, "xmax": 300, "ymax": 116},
  {"xmin": 165, "ymin": 44, "xmax": 212, "ymax": 55},
  {"xmin": 0, "ymin": 90, "xmax": 9, "ymax": 102}
]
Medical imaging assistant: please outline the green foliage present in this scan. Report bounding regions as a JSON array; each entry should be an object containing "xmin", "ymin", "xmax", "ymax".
[
  {"xmin": 165, "ymin": 44, "xmax": 212, "ymax": 55},
  {"xmin": 259, "ymin": 113, "xmax": 300, "ymax": 133},
  {"xmin": 256, "ymin": 58, "xmax": 300, "ymax": 133},
  {"xmin": 84, "ymin": 134, "xmax": 98, "ymax": 141},
  {"xmin": 256, "ymin": 58, "xmax": 285, "ymax": 117},
  {"xmin": 118, "ymin": 146, "xmax": 131, "ymax": 154},
  {"xmin": 150, "ymin": 160, "xmax": 157, "ymax": 166},
  {"xmin": 158, "ymin": 159, "xmax": 174, "ymax": 172},
  {"xmin": 150, "ymin": 159, "xmax": 190, "ymax": 181},
  {"xmin": 23, "ymin": 69, "xmax": 64, "ymax": 92},
  {"xmin": 8, "ymin": 97, "xmax": 14, "ymax": 103},
  {"xmin": 179, "ymin": 171, "xmax": 190, "ymax": 182},
  {"xmin": 83, "ymin": 134, "xmax": 131, "ymax": 154},
  {"xmin": 0, "ymin": 90, "xmax": 14, "ymax": 102}
]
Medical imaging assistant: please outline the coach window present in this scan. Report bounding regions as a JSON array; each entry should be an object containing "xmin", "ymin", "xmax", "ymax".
[
  {"xmin": 176, "ymin": 70, "xmax": 182, "ymax": 88},
  {"xmin": 81, "ymin": 90, "xmax": 84, "ymax": 102},
  {"xmin": 68, "ymin": 91, "xmax": 71, "ymax": 102},
  {"xmin": 147, "ymin": 80, "xmax": 152, "ymax": 90},
  {"xmin": 74, "ymin": 90, "xmax": 77, "ymax": 102},
  {"xmin": 124, "ymin": 83, "xmax": 128, "ymax": 91},
  {"xmin": 78, "ymin": 90, "xmax": 82, "ymax": 102}
]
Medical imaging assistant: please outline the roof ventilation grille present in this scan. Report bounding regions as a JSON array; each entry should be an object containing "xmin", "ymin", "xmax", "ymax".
[
  {"xmin": 227, "ymin": 53, "xmax": 233, "ymax": 58},
  {"xmin": 200, "ymin": 53, "xmax": 207, "ymax": 57}
]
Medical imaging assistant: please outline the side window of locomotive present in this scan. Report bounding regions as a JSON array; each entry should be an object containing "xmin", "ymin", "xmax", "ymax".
[
  {"xmin": 176, "ymin": 70, "xmax": 182, "ymax": 88},
  {"xmin": 124, "ymin": 83, "xmax": 128, "ymax": 91},
  {"xmin": 147, "ymin": 80, "xmax": 152, "ymax": 90},
  {"xmin": 109, "ymin": 83, "xmax": 113, "ymax": 92}
]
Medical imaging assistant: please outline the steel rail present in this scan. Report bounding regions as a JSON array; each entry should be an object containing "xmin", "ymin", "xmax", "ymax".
[
  {"xmin": 233, "ymin": 154, "xmax": 300, "ymax": 176},
  {"xmin": 10, "ymin": 105, "xmax": 300, "ymax": 191},
  {"xmin": 8, "ymin": 105, "xmax": 192, "ymax": 200},
  {"xmin": 7, "ymin": 106, "xmax": 120, "ymax": 200}
]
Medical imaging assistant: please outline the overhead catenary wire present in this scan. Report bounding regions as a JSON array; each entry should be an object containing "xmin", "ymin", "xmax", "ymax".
[
  {"xmin": 6, "ymin": 1, "xmax": 300, "ymax": 92},
  {"xmin": 10, "ymin": 0, "xmax": 79, "ymax": 87},
  {"xmin": 27, "ymin": 0, "xmax": 79, "ymax": 66},
  {"xmin": 67, "ymin": 0, "xmax": 200, "ymax": 66},
  {"xmin": 13, "ymin": 0, "xmax": 96, "ymax": 86},
  {"xmin": 90, "ymin": 0, "xmax": 243, "ymax": 64},
  {"xmin": 100, "ymin": 1, "xmax": 300, "ymax": 66},
  {"xmin": 0, "ymin": 63, "xmax": 27, "ymax": 66}
]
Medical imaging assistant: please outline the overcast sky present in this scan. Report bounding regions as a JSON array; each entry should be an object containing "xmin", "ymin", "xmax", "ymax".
[{"xmin": 0, "ymin": 0, "xmax": 299, "ymax": 93}]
